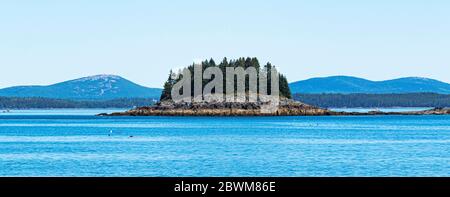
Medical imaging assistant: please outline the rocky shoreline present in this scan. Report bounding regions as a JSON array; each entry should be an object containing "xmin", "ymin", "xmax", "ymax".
[{"xmin": 98, "ymin": 99, "xmax": 450, "ymax": 116}]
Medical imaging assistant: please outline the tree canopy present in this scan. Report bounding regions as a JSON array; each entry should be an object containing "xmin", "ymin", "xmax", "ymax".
[{"xmin": 160, "ymin": 57, "xmax": 292, "ymax": 101}]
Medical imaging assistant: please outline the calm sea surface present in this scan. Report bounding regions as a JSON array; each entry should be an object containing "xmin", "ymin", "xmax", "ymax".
[{"xmin": 0, "ymin": 109, "xmax": 449, "ymax": 177}]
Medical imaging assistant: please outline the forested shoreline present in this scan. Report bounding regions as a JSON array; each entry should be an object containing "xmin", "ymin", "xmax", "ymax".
[
  {"xmin": 0, "ymin": 97, "xmax": 156, "ymax": 109},
  {"xmin": 294, "ymin": 93, "xmax": 450, "ymax": 108},
  {"xmin": 2, "ymin": 93, "xmax": 449, "ymax": 109}
]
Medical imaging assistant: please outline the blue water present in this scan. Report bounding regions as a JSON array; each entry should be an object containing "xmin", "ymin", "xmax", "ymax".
[
  {"xmin": 0, "ymin": 110, "xmax": 449, "ymax": 177},
  {"xmin": 330, "ymin": 107, "xmax": 433, "ymax": 113}
]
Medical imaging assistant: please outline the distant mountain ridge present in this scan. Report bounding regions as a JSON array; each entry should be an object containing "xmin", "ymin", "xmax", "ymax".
[
  {"xmin": 289, "ymin": 76, "xmax": 450, "ymax": 94},
  {"xmin": 1, "ymin": 75, "xmax": 449, "ymax": 100},
  {"xmin": 0, "ymin": 75, "xmax": 162, "ymax": 100}
]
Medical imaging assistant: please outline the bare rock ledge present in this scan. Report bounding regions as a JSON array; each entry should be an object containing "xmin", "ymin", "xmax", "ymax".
[{"xmin": 98, "ymin": 99, "xmax": 450, "ymax": 116}]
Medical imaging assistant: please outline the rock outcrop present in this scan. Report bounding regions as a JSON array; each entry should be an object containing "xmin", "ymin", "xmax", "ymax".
[
  {"xmin": 99, "ymin": 99, "xmax": 333, "ymax": 116},
  {"xmin": 99, "ymin": 100, "xmax": 450, "ymax": 116}
]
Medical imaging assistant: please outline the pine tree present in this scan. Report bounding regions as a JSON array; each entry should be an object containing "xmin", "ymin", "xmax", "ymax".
[
  {"xmin": 159, "ymin": 57, "xmax": 293, "ymax": 101},
  {"xmin": 279, "ymin": 74, "xmax": 292, "ymax": 99},
  {"xmin": 160, "ymin": 70, "xmax": 174, "ymax": 101}
]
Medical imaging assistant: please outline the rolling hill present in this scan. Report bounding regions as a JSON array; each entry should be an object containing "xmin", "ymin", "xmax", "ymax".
[
  {"xmin": 289, "ymin": 76, "xmax": 450, "ymax": 94},
  {"xmin": 1, "ymin": 75, "xmax": 449, "ymax": 101},
  {"xmin": 0, "ymin": 75, "xmax": 162, "ymax": 100}
]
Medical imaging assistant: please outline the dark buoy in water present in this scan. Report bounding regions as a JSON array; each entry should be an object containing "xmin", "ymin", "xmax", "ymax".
[{"xmin": 129, "ymin": 135, "xmax": 134, "ymax": 138}]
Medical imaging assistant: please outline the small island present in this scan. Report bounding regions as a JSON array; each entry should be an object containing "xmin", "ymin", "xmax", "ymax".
[
  {"xmin": 99, "ymin": 57, "xmax": 450, "ymax": 117},
  {"xmin": 99, "ymin": 98, "xmax": 331, "ymax": 116},
  {"xmin": 99, "ymin": 100, "xmax": 450, "ymax": 116}
]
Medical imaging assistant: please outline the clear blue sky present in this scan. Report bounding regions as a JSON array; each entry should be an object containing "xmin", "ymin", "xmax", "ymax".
[{"xmin": 0, "ymin": 0, "xmax": 449, "ymax": 88}]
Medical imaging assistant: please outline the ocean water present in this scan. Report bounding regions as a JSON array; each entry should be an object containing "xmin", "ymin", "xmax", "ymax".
[
  {"xmin": 0, "ymin": 109, "xmax": 449, "ymax": 177},
  {"xmin": 0, "ymin": 109, "xmax": 128, "ymax": 116},
  {"xmin": 329, "ymin": 107, "xmax": 433, "ymax": 113}
]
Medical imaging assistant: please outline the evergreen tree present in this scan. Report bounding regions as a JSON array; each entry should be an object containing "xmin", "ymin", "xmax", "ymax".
[
  {"xmin": 160, "ymin": 70, "xmax": 174, "ymax": 101},
  {"xmin": 160, "ymin": 57, "xmax": 293, "ymax": 100},
  {"xmin": 279, "ymin": 74, "xmax": 292, "ymax": 99}
]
